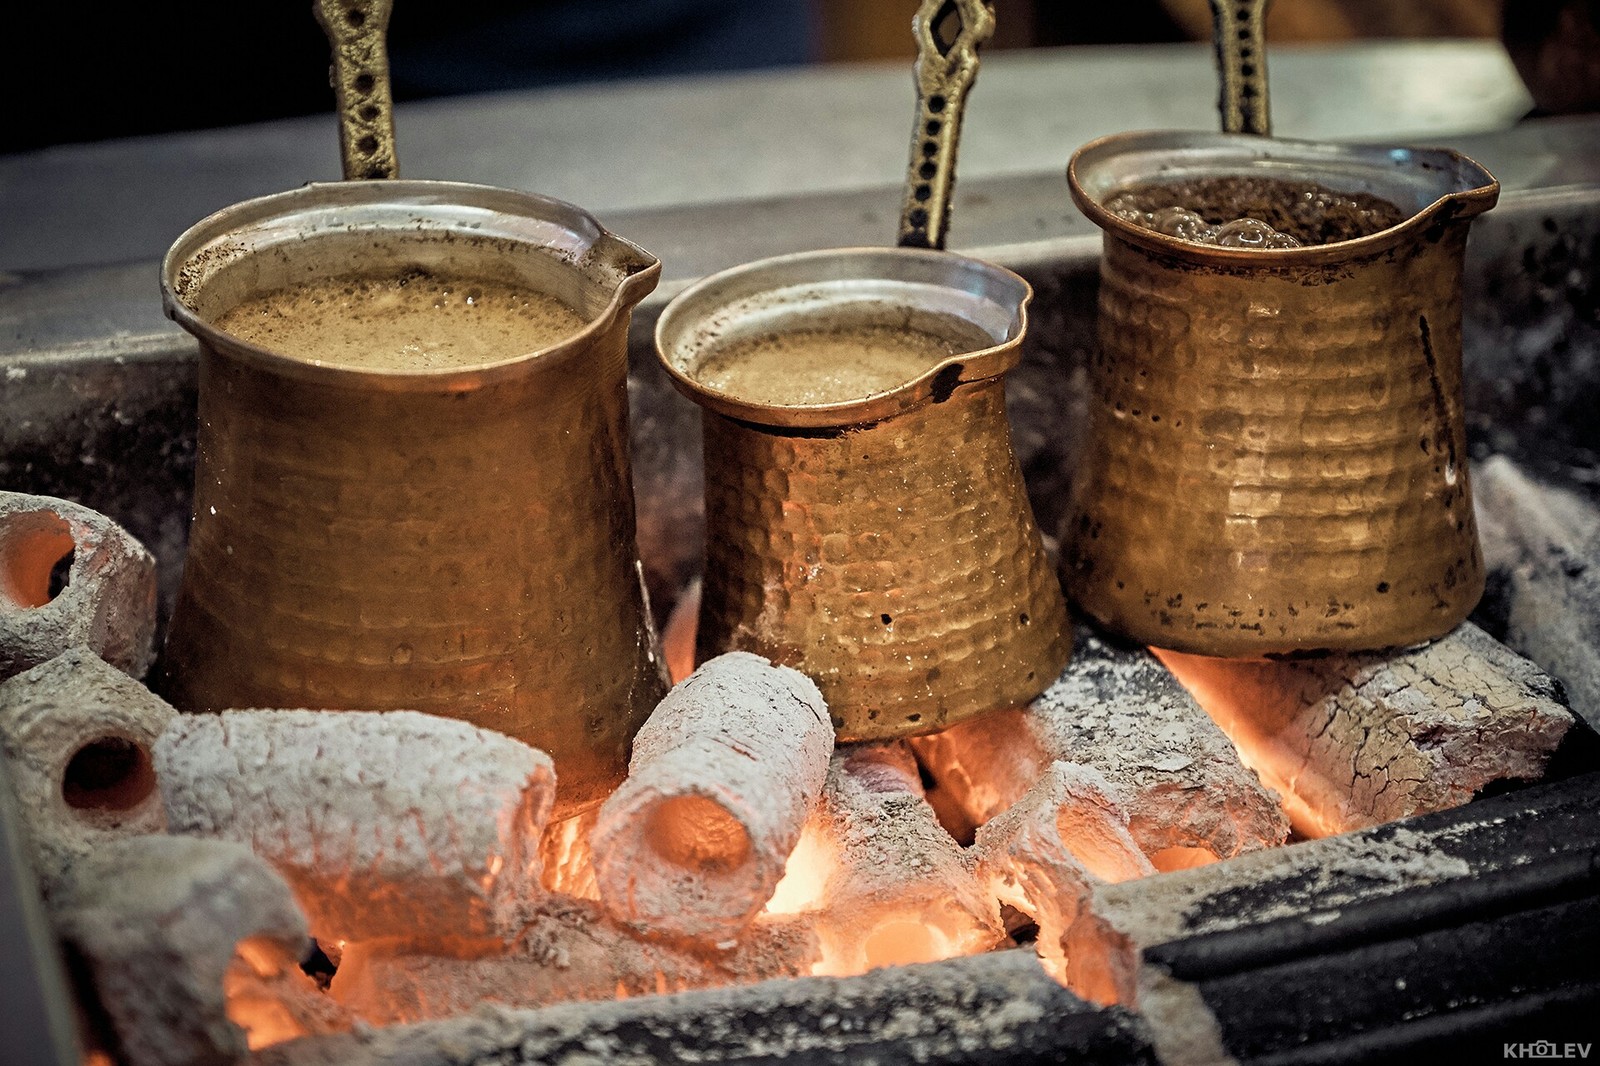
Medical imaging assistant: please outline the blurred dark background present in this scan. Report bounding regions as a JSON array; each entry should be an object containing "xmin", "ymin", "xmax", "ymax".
[{"xmin": 3, "ymin": 0, "xmax": 1593, "ymax": 154}]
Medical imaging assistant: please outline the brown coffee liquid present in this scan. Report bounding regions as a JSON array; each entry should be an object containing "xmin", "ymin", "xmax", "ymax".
[
  {"xmin": 1104, "ymin": 175, "xmax": 1406, "ymax": 248},
  {"xmin": 214, "ymin": 270, "xmax": 588, "ymax": 371},
  {"xmin": 692, "ymin": 322, "xmax": 987, "ymax": 406}
]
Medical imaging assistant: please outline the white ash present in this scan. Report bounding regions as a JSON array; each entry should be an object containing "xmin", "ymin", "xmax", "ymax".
[
  {"xmin": 329, "ymin": 896, "xmax": 819, "ymax": 1026},
  {"xmin": 1063, "ymin": 819, "xmax": 1474, "ymax": 1006},
  {"xmin": 915, "ymin": 627, "xmax": 1289, "ymax": 864},
  {"xmin": 592, "ymin": 651, "xmax": 832, "ymax": 944},
  {"xmin": 154, "ymin": 708, "xmax": 556, "ymax": 947},
  {"xmin": 0, "ymin": 491, "xmax": 157, "ymax": 682},
  {"xmin": 974, "ymin": 761, "xmax": 1153, "ymax": 986},
  {"xmin": 0, "ymin": 646, "xmax": 172, "ymax": 897},
  {"xmin": 794, "ymin": 742, "xmax": 1003, "ymax": 974},
  {"xmin": 1476, "ymin": 454, "xmax": 1600, "ymax": 729},
  {"xmin": 46, "ymin": 834, "xmax": 326, "ymax": 1066}
]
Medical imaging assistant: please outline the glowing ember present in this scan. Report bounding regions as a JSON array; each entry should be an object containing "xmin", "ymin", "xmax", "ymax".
[
  {"xmin": 224, "ymin": 937, "xmax": 348, "ymax": 1050},
  {"xmin": 1155, "ymin": 624, "xmax": 1574, "ymax": 837}
]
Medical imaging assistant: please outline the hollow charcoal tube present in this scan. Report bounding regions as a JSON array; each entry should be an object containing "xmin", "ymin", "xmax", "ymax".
[
  {"xmin": 0, "ymin": 491, "xmax": 157, "ymax": 683},
  {"xmin": 591, "ymin": 651, "xmax": 833, "ymax": 945},
  {"xmin": 0, "ymin": 647, "xmax": 172, "ymax": 899}
]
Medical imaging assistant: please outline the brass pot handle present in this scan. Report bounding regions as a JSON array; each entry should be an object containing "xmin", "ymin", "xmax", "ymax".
[
  {"xmin": 897, "ymin": 0, "xmax": 996, "ymax": 250},
  {"xmin": 1209, "ymin": 0, "xmax": 1271, "ymax": 135},
  {"xmin": 314, "ymin": 0, "xmax": 400, "ymax": 179}
]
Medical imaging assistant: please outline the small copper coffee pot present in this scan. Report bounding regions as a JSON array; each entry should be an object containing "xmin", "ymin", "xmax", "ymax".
[
  {"xmin": 156, "ymin": 5, "xmax": 667, "ymax": 816},
  {"xmin": 655, "ymin": 0, "xmax": 1071, "ymax": 739},
  {"xmin": 1062, "ymin": 4, "xmax": 1500, "ymax": 657}
]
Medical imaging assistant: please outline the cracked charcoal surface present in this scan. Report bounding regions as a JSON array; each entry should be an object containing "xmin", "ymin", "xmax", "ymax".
[
  {"xmin": 1161, "ymin": 621, "xmax": 1576, "ymax": 835},
  {"xmin": 154, "ymin": 708, "xmax": 556, "ymax": 947},
  {"xmin": 915, "ymin": 626, "xmax": 1289, "ymax": 863}
]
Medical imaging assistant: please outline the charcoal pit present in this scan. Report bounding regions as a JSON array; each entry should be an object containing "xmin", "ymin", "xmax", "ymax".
[{"xmin": 3, "ymin": 125, "xmax": 1599, "ymax": 1062}]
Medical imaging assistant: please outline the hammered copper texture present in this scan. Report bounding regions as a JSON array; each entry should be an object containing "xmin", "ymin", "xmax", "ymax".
[
  {"xmin": 157, "ymin": 187, "xmax": 666, "ymax": 816},
  {"xmin": 697, "ymin": 380, "xmax": 1072, "ymax": 739},
  {"xmin": 1064, "ymin": 228, "xmax": 1486, "ymax": 656}
]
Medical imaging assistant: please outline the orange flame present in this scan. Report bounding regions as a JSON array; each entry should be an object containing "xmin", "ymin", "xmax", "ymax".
[{"xmin": 1153, "ymin": 648, "xmax": 1333, "ymax": 837}]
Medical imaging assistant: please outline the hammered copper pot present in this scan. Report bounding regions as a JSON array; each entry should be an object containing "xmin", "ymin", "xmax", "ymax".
[
  {"xmin": 655, "ymin": 248, "xmax": 1072, "ymax": 740},
  {"xmin": 1065, "ymin": 131, "xmax": 1500, "ymax": 657},
  {"xmin": 158, "ymin": 180, "xmax": 667, "ymax": 815}
]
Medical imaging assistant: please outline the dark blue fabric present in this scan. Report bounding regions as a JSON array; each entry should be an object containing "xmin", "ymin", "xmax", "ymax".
[{"xmin": 388, "ymin": 0, "xmax": 817, "ymax": 96}]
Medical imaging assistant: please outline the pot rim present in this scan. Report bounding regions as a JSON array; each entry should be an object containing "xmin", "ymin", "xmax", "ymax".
[
  {"xmin": 1067, "ymin": 129, "xmax": 1500, "ymax": 266},
  {"xmin": 161, "ymin": 179, "xmax": 661, "ymax": 392},
  {"xmin": 653, "ymin": 246, "xmax": 1033, "ymax": 430}
]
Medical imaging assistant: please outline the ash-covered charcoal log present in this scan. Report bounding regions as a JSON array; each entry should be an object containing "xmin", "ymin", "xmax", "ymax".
[
  {"xmin": 47, "ymin": 834, "xmax": 349, "ymax": 1066},
  {"xmin": 0, "ymin": 491, "xmax": 158, "ymax": 682},
  {"xmin": 1476, "ymin": 454, "xmax": 1600, "ymax": 728},
  {"xmin": 328, "ymin": 897, "xmax": 819, "ymax": 1025},
  {"xmin": 974, "ymin": 761, "xmax": 1153, "ymax": 988},
  {"xmin": 773, "ymin": 741, "xmax": 1004, "ymax": 975},
  {"xmin": 591, "ymin": 651, "xmax": 833, "ymax": 944},
  {"xmin": 1156, "ymin": 622, "xmax": 1579, "ymax": 837},
  {"xmin": 0, "ymin": 647, "xmax": 172, "ymax": 898},
  {"xmin": 153, "ymin": 709, "xmax": 557, "ymax": 947},
  {"xmin": 914, "ymin": 627, "xmax": 1289, "ymax": 869}
]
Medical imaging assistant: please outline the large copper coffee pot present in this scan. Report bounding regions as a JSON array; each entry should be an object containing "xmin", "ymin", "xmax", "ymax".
[{"xmin": 158, "ymin": 182, "xmax": 666, "ymax": 815}]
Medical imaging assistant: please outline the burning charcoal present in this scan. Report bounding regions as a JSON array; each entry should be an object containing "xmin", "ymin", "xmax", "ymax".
[
  {"xmin": 153, "ymin": 709, "xmax": 556, "ymax": 947},
  {"xmin": 46, "ymin": 834, "xmax": 341, "ymax": 1065},
  {"xmin": 1476, "ymin": 455, "xmax": 1600, "ymax": 728},
  {"xmin": 974, "ymin": 762, "xmax": 1154, "ymax": 982},
  {"xmin": 592, "ymin": 651, "xmax": 833, "ymax": 944},
  {"xmin": 223, "ymin": 937, "xmax": 352, "ymax": 1051},
  {"xmin": 0, "ymin": 492, "xmax": 157, "ymax": 682},
  {"xmin": 913, "ymin": 627, "xmax": 1289, "ymax": 868},
  {"xmin": 1156, "ymin": 622, "xmax": 1577, "ymax": 837},
  {"xmin": 770, "ymin": 741, "xmax": 1003, "ymax": 975},
  {"xmin": 328, "ymin": 896, "xmax": 818, "ymax": 1025},
  {"xmin": 0, "ymin": 647, "xmax": 172, "ymax": 897}
]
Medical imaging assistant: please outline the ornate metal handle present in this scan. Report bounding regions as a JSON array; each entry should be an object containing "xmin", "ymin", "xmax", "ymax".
[
  {"xmin": 313, "ymin": 0, "xmax": 400, "ymax": 179},
  {"xmin": 897, "ymin": 0, "xmax": 996, "ymax": 250},
  {"xmin": 1209, "ymin": 0, "xmax": 1271, "ymax": 135}
]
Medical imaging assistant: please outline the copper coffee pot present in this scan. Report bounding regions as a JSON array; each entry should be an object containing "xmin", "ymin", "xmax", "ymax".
[
  {"xmin": 654, "ymin": 0, "xmax": 1071, "ymax": 740},
  {"xmin": 156, "ymin": 4, "xmax": 667, "ymax": 816},
  {"xmin": 1061, "ymin": 0, "xmax": 1500, "ymax": 657}
]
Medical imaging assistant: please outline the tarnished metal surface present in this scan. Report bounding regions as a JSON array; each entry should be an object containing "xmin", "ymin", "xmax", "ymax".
[
  {"xmin": 157, "ymin": 181, "xmax": 666, "ymax": 816},
  {"xmin": 1064, "ymin": 131, "xmax": 1500, "ymax": 656},
  {"xmin": 897, "ymin": 0, "xmax": 994, "ymax": 250},
  {"xmin": 313, "ymin": 0, "xmax": 399, "ymax": 180},
  {"xmin": 656, "ymin": 248, "xmax": 1070, "ymax": 738},
  {"xmin": 1209, "ymin": 0, "xmax": 1272, "ymax": 135}
]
